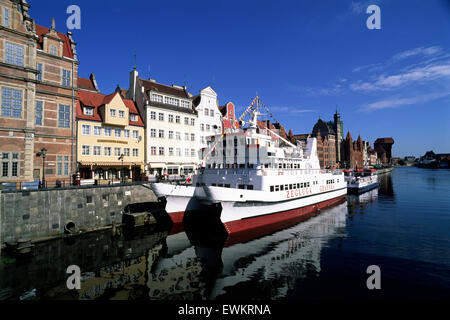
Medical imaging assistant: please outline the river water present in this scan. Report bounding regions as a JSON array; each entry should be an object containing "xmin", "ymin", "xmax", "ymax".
[{"xmin": 0, "ymin": 167, "xmax": 449, "ymax": 301}]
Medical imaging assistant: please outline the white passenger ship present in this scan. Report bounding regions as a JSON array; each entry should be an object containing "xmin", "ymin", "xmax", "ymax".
[
  {"xmin": 344, "ymin": 169, "xmax": 378, "ymax": 194},
  {"xmin": 151, "ymin": 102, "xmax": 347, "ymax": 236}
]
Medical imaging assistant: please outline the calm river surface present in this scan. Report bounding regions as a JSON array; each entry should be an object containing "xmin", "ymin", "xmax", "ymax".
[{"xmin": 0, "ymin": 166, "xmax": 449, "ymax": 301}]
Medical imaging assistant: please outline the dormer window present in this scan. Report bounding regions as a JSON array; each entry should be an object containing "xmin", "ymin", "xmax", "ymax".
[
  {"xmin": 84, "ymin": 107, "xmax": 94, "ymax": 115},
  {"xmin": 130, "ymin": 114, "xmax": 137, "ymax": 121},
  {"xmin": 181, "ymin": 100, "xmax": 190, "ymax": 108},
  {"xmin": 110, "ymin": 109, "xmax": 116, "ymax": 117},
  {"xmin": 119, "ymin": 110, "xmax": 125, "ymax": 118},
  {"xmin": 50, "ymin": 45, "xmax": 57, "ymax": 55}
]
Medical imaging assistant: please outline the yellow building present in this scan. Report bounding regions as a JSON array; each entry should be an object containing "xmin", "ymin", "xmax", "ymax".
[{"xmin": 77, "ymin": 81, "xmax": 145, "ymax": 182}]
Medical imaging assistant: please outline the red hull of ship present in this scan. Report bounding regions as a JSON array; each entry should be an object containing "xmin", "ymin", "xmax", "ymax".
[
  {"xmin": 168, "ymin": 211, "xmax": 184, "ymax": 234},
  {"xmin": 224, "ymin": 194, "xmax": 347, "ymax": 247}
]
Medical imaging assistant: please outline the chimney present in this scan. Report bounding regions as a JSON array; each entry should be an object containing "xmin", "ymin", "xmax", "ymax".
[{"xmin": 90, "ymin": 73, "xmax": 99, "ymax": 92}]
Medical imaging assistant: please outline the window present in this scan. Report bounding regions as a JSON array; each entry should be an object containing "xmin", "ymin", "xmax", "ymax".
[
  {"xmin": 185, "ymin": 133, "xmax": 189, "ymax": 141},
  {"xmin": 124, "ymin": 129, "xmax": 130, "ymax": 138},
  {"xmin": 93, "ymin": 146, "xmax": 101, "ymax": 156},
  {"xmin": 204, "ymin": 108, "xmax": 209, "ymax": 116},
  {"xmin": 133, "ymin": 148, "xmax": 139, "ymax": 157},
  {"xmin": 94, "ymin": 126, "xmax": 102, "ymax": 136},
  {"xmin": 150, "ymin": 128, "xmax": 156, "ymax": 138},
  {"xmin": 158, "ymin": 130, "xmax": 164, "ymax": 138},
  {"xmin": 168, "ymin": 131, "xmax": 174, "ymax": 139},
  {"xmin": 133, "ymin": 130, "xmax": 139, "ymax": 139},
  {"xmin": 114, "ymin": 147, "xmax": 121, "ymax": 157},
  {"xmin": 104, "ymin": 127, "xmax": 111, "ymax": 137},
  {"xmin": 181, "ymin": 101, "xmax": 190, "ymax": 108},
  {"xmin": 200, "ymin": 124, "xmax": 204, "ymax": 131},
  {"xmin": 168, "ymin": 114, "xmax": 174, "ymax": 123},
  {"xmin": 36, "ymin": 63, "xmax": 43, "ymax": 81},
  {"xmin": 5, "ymin": 42, "xmax": 24, "ymax": 66},
  {"xmin": 82, "ymin": 145, "xmax": 90, "ymax": 156},
  {"xmin": 150, "ymin": 111, "xmax": 156, "ymax": 120},
  {"xmin": 151, "ymin": 93, "xmax": 163, "ymax": 103},
  {"xmin": 175, "ymin": 115, "xmax": 180, "ymax": 124},
  {"xmin": 58, "ymin": 104, "xmax": 70, "ymax": 128},
  {"xmin": 159, "ymin": 147, "xmax": 164, "ymax": 156},
  {"xmin": 159, "ymin": 113, "xmax": 164, "ymax": 121},
  {"xmin": 206, "ymin": 124, "xmax": 210, "ymax": 132},
  {"xmin": 104, "ymin": 147, "xmax": 111, "ymax": 156},
  {"xmin": 3, "ymin": 8, "xmax": 10, "ymax": 27},
  {"xmin": 57, "ymin": 156, "xmax": 69, "ymax": 176},
  {"xmin": 82, "ymin": 125, "xmax": 90, "ymax": 135},
  {"xmin": 130, "ymin": 114, "xmax": 137, "ymax": 121},
  {"xmin": 1, "ymin": 152, "xmax": 19, "ymax": 178},
  {"xmin": 119, "ymin": 110, "xmax": 125, "ymax": 118},
  {"xmin": 1, "ymin": 87, "xmax": 22, "ymax": 118},
  {"xmin": 35, "ymin": 101, "xmax": 43, "ymax": 126},
  {"xmin": 124, "ymin": 148, "xmax": 130, "ymax": 157},
  {"xmin": 164, "ymin": 96, "xmax": 179, "ymax": 106},
  {"xmin": 110, "ymin": 109, "xmax": 116, "ymax": 117},
  {"xmin": 185, "ymin": 149, "xmax": 190, "ymax": 156},
  {"xmin": 184, "ymin": 117, "xmax": 189, "ymax": 125},
  {"xmin": 191, "ymin": 133, "xmax": 195, "ymax": 141},
  {"xmin": 114, "ymin": 129, "xmax": 121, "ymax": 137},
  {"xmin": 176, "ymin": 148, "xmax": 181, "ymax": 156},
  {"xmin": 169, "ymin": 148, "xmax": 174, "ymax": 156},
  {"xmin": 176, "ymin": 132, "xmax": 181, "ymax": 140},
  {"xmin": 62, "ymin": 69, "xmax": 71, "ymax": 87},
  {"xmin": 50, "ymin": 45, "xmax": 57, "ymax": 55},
  {"xmin": 151, "ymin": 146, "xmax": 156, "ymax": 156},
  {"xmin": 84, "ymin": 107, "xmax": 93, "ymax": 115},
  {"xmin": 191, "ymin": 149, "xmax": 195, "ymax": 157}
]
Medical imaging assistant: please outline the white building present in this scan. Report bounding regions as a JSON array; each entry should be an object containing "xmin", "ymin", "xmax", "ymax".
[
  {"xmin": 192, "ymin": 87, "xmax": 223, "ymax": 163},
  {"xmin": 128, "ymin": 69, "xmax": 198, "ymax": 177}
]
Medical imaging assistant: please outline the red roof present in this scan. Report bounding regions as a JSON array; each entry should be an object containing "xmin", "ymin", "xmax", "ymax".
[
  {"xmin": 77, "ymin": 77, "xmax": 97, "ymax": 92},
  {"xmin": 35, "ymin": 24, "xmax": 74, "ymax": 59},
  {"xmin": 77, "ymin": 91, "xmax": 144, "ymax": 127}
]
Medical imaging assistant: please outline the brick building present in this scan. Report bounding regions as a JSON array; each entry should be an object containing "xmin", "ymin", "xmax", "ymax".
[
  {"xmin": 311, "ymin": 111, "xmax": 343, "ymax": 169},
  {"xmin": 342, "ymin": 132, "xmax": 365, "ymax": 169},
  {"xmin": 0, "ymin": 0, "xmax": 78, "ymax": 187},
  {"xmin": 219, "ymin": 102, "xmax": 239, "ymax": 133},
  {"xmin": 374, "ymin": 137, "xmax": 395, "ymax": 165}
]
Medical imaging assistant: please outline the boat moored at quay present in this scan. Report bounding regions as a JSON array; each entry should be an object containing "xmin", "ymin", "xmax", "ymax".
[
  {"xmin": 344, "ymin": 168, "xmax": 379, "ymax": 194},
  {"xmin": 151, "ymin": 97, "xmax": 347, "ymax": 237}
]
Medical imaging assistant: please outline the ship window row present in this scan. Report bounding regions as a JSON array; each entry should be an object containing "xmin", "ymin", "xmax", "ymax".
[
  {"xmin": 270, "ymin": 182, "xmax": 312, "ymax": 192},
  {"xmin": 326, "ymin": 179, "xmax": 335, "ymax": 184}
]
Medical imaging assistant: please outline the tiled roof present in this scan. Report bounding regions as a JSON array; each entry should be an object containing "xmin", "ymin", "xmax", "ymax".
[
  {"xmin": 77, "ymin": 77, "xmax": 97, "ymax": 92},
  {"xmin": 35, "ymin": 24, "xmax": 74, "ymax": 59},
  {"xmin": 140, "ymin": 78, "xmax": 191, "ymax": 99},
  {"xmin": 77, "ymin": 91, "xmax": 144, "ymax": 127}
]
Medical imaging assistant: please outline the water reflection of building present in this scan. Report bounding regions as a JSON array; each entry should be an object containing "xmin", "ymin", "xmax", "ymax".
[
  {"xmin": 378, "ymin": 172, "xmax": 395, "ymax": 197},
  {"xmin": 0, "ymin": 226, "xmax": 169, "ymax": 300}
]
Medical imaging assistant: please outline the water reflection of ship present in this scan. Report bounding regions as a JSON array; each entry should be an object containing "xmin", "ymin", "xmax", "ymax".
[{"xmin": 181, "ymin": 202, "xmax": 348, "ymax": 300}]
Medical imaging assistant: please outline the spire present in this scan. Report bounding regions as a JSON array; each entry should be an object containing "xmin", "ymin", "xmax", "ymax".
[
  {"xmin": 133, "ymin": 52, "xmax": 136, "ymax": 71},
  {"xmin": 51, "ymin": 17, "xmax": 56, "ymax": 30},
  {"xmin": 346, "ymin": 131, "xmax": 352, "ymax": 141}
]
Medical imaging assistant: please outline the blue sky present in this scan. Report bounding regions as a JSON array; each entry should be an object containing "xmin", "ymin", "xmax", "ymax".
[{"xmin": 30, "ymin": 0, "xmax": 450, "ymax": 157}]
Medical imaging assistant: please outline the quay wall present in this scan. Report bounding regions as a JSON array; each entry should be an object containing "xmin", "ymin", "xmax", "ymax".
[{"xmin": 0, "ymin": 183, "xmax": 157, "ymax": 245}]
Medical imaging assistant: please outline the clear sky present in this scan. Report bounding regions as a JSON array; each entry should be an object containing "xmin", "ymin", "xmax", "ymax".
[{"xmin": 30, "ymin": 0, "xmax": 450, "ymax": 157}]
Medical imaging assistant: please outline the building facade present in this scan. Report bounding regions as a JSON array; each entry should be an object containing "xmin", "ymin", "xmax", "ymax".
[
  {"xmin": 0, "ymin": 0, "xmax": 78, "ymax": 187},
  {"xmin": 128, "ymin": 69, "xmax": 198, "ymax": 177},
  {"xmin": 374, "ymin": 137, "xmax": 395, "ymax": 165},
  {"xmin": 219, "ymin": 102, "xmax": 239, "ymax": 133},
  {"xmin": 76, "ymin": 85, "xmax": 145, "ymax": 183},
  {"xmin": 192, "ymin": 86, "xmax": 222, "ymax": 161},
  {"xmin": 311, "ymin": 110, "xmax": 344, "ymax": 168}
]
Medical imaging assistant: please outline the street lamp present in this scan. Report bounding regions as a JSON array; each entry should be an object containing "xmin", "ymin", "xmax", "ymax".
[
  {"xmin": 36, "ymin": 148, "xmax": 47, "ymax": 188},
  {"xmin": 118, "ymin": 154, "xmax": 124, "ymax": 183}
]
